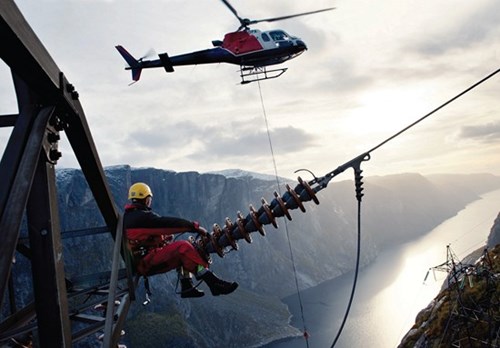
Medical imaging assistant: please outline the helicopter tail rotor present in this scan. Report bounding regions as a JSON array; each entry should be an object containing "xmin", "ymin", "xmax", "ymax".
[{"xmin": 140, "ymin": 48, "xmax": 157, "ymax": 61}]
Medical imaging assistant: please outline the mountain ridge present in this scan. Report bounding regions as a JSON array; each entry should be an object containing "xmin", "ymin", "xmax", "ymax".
[{"xmin": 11, "ymin": 166, "xmax": 499, "ymax": 347}]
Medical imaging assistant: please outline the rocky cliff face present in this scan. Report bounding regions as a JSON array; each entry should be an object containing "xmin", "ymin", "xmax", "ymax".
[
  {"xmin": 399, "ymin": 199, "xmax": 500, "ymax": 348},
  {"xmin": 12, "ymin": 167, "xmax": 499, "ymax": 347},
  {"xmin": 398, "ymin": 244, "xmax": 500, "ymax": 348},
  {"xmin": 487, "ymin": 212, "xmax": 500, "ymax": 247}
]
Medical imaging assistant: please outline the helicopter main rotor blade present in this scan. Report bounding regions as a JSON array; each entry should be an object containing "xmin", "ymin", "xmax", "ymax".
[
  {"xmin": 248, "ymin": 7, "xmax": 335, "ymax": 25},
  {"xmin": 220, "ymin": 0, "xmax": 244, "ymax": 23}
]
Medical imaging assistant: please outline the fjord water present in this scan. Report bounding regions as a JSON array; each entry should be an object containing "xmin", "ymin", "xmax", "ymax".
[{"xmin": 265, "ymin": 189, "xmax": 500, "ymax": 348}]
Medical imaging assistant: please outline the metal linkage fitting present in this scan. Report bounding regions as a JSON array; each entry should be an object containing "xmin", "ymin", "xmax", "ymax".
[{"xmin": 44, "ymin": 115, "xmax": 63, "ymax": 164}]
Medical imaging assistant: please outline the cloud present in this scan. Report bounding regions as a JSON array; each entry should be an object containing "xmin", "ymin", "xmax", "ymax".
[
  {"xmin": 413, "ymin": 2, "xmax": 500, "ymax": 56},
  {"xmin": 459, "ymin": 121, "xmax": 500, "ymax": 142},
  {"xmin": 198, "ymin": 125, "xmax": 316, "ymax": 158},
  {"xmin": 120, "ymin": 115, "xmax": 317, "ymax": 167},
  {"xmin": 126, "ymin": 120, "xmax": 200, "ymax": 149}
]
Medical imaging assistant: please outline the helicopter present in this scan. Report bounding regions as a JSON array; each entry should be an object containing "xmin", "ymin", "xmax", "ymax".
[{"xmin": 116, "ymin": 0, "xmax": 334, "ymax": 84}]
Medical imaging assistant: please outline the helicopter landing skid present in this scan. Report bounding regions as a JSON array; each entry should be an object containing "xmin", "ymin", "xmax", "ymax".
[{"xmin": 239, "ymin": 66, "xmax": 288, "ymax": 84}]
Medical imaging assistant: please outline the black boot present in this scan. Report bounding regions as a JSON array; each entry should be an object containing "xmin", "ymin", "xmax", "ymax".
[
  {"xmin": 199, "ymin": 271, "xmax": 238, "ymax": 296},
  {"xmin": 180, "ymin": 278, "xmax": 204, "ymax": 298}
]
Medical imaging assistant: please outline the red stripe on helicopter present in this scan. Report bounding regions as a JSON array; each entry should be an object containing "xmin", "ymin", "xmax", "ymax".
[{"xmin": 222, "ymin": 31, "xmax": 263, "ymax": 55}]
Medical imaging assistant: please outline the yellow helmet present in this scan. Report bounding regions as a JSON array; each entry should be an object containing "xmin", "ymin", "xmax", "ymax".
[{"xmin": 128, "ymin": 182, "xmax": 153, "ymax": 200}]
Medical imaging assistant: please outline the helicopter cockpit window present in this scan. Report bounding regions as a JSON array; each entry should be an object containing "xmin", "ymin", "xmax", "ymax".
[
  {"xmin": 261, "ymin": 33, "xmax": 270, "ymax": 42},
  {"xmin": 269, "ymin": 30, "xmax": 289, "ymax": 41}
]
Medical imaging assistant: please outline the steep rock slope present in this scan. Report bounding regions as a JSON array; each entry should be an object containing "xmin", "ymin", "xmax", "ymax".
[{"xmin": 399, "ymin": 214, "xmax": 500, "ymax": 347}]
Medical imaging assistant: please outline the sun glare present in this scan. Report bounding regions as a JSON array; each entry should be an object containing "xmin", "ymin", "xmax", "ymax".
[{"xmin": 350, "ymin": 88, "xmax": 431, "ymax": 134}]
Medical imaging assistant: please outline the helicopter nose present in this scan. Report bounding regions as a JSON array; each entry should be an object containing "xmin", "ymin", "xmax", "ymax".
[{"xmin": 296, "ymin": 40, "xmax": 307, "ymax": 50}]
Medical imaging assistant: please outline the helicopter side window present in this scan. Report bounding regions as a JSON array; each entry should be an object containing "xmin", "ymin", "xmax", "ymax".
[
  {"xmin": 269, "ymin": 30, "xmax": 288, "ymax": 41},
  {"xmin": 261, "ymin": 33, "xmax": 270, "ymax": 42}
]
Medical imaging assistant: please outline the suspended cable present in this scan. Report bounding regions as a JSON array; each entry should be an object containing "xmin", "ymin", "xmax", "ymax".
[
  {"xmin": 312, "ymin": 68, "xmax": 500, "ymax": 191},
  {"xmin": 257, "ymin": 80, "xmax": 310, "ymax": 347},
  {"xmin": 330, "ymin": 199, "xmax": 362, "ymax": 348},
  {"xmin": 367, "ymin": 68, "xmax": 500, "ymax": 154},
  {"xmin": 314, "ymin": 67, "xmax": 500, "ymax": 347},
  {"xmin": 249, "ymin": 68, "xmax": 500, "ymax": 347},
  {"xmin": 258, "ymin": 81, "xmax": 281, "ymax": 192}
]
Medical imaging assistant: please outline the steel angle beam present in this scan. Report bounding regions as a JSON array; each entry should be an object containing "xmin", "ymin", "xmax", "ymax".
[
  {"xmin": 0, "ymin": 106, "xmax": 55, "ymax": 314},
  {"xmin": 0, "ymin": 114, "xmax": 17, "ymax": 127},
  {"xmin": 0, "ymin": 1, "xmax": 129, "ymax": 345},
  {"xmin": 0, "ymin": 73, "xmax": 43, "ymax": 222},
  {"xmin": 0, "ymin": 302, "xmax": 36, "ymax": 341},
  {"xmin": 27, "ymin": 154, "xmax": 71, "ymax": 347},
  {"xmin": 103, "ymin": 214, "xmax": 130, "ymax": 348},
  {"xmin": 0, "ymin": 0, "xmax": 118, "ymax": 232},
  {"xmin": 0, "ymin": 105, "xmax": 36, "ymax": 217}
]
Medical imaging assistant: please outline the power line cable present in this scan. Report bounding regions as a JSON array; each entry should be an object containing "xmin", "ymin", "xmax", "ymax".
[
  {"xmin": 257, "ymin": 67, "xmax": 499, "ymax": 348},
  {"xmin": 323, "ymin": 67, "xmax": 500, "ymax": 347},
  {"xmin": 367, "ymin": 68, "xmax": 500, "ymax": 155},
  {"xmin": 330, "ymin": 199, "xmax": 362, "ymax": 348}
]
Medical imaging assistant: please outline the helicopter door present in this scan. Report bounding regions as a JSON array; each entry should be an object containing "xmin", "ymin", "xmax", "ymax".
[{"xmin": 258, "ymin": 32, "xmax": 278, "ymax": 50}]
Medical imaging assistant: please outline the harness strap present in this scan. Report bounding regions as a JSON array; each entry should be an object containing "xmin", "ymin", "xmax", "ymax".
[{"xmin": 142, "ymin": 276, "xmax": 152, "ymax": 306}]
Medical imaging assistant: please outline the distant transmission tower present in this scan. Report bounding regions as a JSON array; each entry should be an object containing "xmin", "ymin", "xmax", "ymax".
[{"xmin": 426, "ymin": 245, "xmax": 500, "ymax": 347}]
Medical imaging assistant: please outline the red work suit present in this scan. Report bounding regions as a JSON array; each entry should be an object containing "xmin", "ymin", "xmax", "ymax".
[{"xmin": 123, "ymin": 202, "xmax": 208, "ymax": 276}]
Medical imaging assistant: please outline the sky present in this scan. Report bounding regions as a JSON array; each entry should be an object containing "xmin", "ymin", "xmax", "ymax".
[{"xmin": 1, "ymin": 0, "xmax": 500, "ymax": 181}]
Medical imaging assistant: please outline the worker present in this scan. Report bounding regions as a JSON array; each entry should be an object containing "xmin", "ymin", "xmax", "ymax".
[{"xmin": 123, "ymin": 182, "xmax": 238, "ymax": 298}]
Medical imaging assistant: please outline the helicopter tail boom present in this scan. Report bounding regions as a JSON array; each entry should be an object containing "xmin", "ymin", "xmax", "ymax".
[{"xmin": 115, "ymin": 45, "xmax": 142, "ymax": 82}]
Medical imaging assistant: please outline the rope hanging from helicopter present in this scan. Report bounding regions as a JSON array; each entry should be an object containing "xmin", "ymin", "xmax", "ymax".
[
  {"xmin": 254, "ymin": 67, "xmax": 500, "ymax": 348},
  {"xmin": 257, "ymin": 80, "xmax": 311, "ymax": 346}
]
